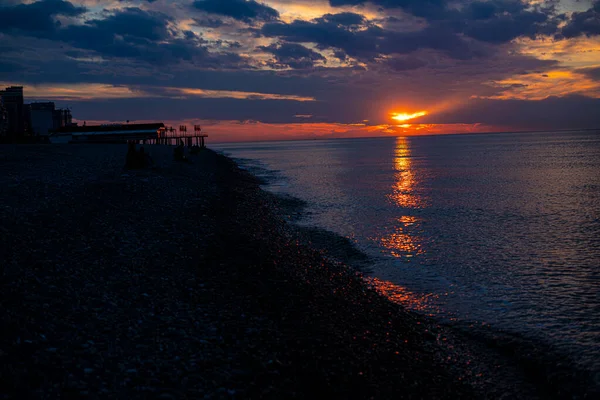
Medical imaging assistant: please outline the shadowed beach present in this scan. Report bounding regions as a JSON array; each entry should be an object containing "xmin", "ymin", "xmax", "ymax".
[{"xmin": 0, "ymin": 145, "xmax": 597, "ymax": 399}]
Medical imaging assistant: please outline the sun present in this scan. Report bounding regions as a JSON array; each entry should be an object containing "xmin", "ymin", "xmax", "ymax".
[{"xmin": 391, "ymin": 111, "xmax": 428, "ymax": 122}]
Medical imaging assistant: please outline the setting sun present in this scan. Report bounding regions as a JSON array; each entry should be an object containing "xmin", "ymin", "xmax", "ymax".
[{"xmin": 391, "ymin": 111, "xmax": 428, "ymax": 122}]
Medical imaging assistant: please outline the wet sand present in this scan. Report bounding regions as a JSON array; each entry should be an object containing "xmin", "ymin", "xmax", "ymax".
[{"xmin": 0, "ymin": 145, "xmax": 596, "ymax": 399}]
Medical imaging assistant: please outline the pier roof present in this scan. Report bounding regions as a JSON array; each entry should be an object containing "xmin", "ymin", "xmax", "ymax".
[{"xmin": 57, "ymin": 123, "xmax": 164, "ymax": 135}]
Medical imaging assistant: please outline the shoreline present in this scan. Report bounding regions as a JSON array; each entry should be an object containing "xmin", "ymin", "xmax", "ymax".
[
  {"xmin": 1, "ymin": 144, "xmax": 597, "ymax": 398},
  {"xmin": 218, "ymin": 149, "xmax": 600, "ymax": 398}
]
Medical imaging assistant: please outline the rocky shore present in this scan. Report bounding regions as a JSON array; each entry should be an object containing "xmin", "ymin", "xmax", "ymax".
[{"xmin": 0, "ymin": 145, "xmax": 597, "ymax": 399}]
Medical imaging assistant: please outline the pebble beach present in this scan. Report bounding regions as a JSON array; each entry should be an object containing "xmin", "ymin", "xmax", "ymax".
[{"xmin": 1, "ymin": 144, "xmax": 597, "ymax": 399}]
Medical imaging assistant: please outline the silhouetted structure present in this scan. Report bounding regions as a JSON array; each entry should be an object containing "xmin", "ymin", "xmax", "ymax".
[
  {"xmin": 173, "ymin": 140, "xmax": 191, "ymax": 162},
  {"xmin": 0, "ymin": 97, "xmax": 7, "ymax": 137},
  {"xmin": 155, "ymin": 125, "xmax": 208, "ymax": 147},
  {"xmin": 125, "ymin": 142, "xmax": 153, "ymax": 169},
  {"xmin": 29, "ymin": 102, "xmax": 74, "ymax": 136},
  {"xmin": 50, "ymin": 123, "xmax": 165, "ymax": 144},
  {"xmin": 55, "ymin": 108, "xmax": 73, "ymax": 129},
  {"xmin": 0, "ymin": 86, "xmax": 25, "ymax": 137},
  {"xmin": 30, "ymin": 102, "xmax": 54, "ymax": 136}
]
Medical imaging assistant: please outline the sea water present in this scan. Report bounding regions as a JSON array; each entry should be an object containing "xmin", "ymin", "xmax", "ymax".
[{"xmin": 213, "ymin": 131, "xmax": 600, "ymax": 374}]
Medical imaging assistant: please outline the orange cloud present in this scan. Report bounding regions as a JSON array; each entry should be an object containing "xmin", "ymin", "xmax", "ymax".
[
  {"xmin": 3, "ymin": 83, "xmax": 145, "ymax": 101},
  {"xmin": 173, "ymin": 87, "xmax": 315, "ymax": 101},
  {"xmin": 516, "ymin": 36, "xmax": 600, "ymax": 69},
  {"xmin": 1, "ymin": 82, "xmax": 316, "ymax": 102},
  {"xmin": 483, "ymin": 69, "xmax": 600, "ymax": 100}
]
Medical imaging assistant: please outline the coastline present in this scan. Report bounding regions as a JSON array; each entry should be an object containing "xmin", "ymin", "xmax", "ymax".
[
  {"xmin": 231, "ymin": 152, "xmax": 600, "ymax": 399},
  {"xmin": 0, "ymin": 145, "xmax": 597, "ymax": 398}
]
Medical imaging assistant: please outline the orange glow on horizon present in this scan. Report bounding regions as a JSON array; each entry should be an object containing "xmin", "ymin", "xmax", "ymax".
[
  {"xmin": 73, "ymin": 119, "xmax": 507, "ymax": 142},
  {"xmin": 391, "ymin": 111, "xmax": 428, "ymax": 122}
]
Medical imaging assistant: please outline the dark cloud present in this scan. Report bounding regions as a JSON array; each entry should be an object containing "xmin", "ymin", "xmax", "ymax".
[
  {"xmin": 385, "ymin": 56, "xmax": 426, "ymax": 71},
  {"xmin": 329, "ymin": 0, "xmax": 562, "ymax": 44},
  {"xmin": 379, "ymin": 25, "xmax": 486, "ymax": 60},
  {"xmin": 259, "ymin": 42, "xmax": 326, "ymax": 69},
  {"xmin": 329, "ymin": 0, "xmax": 448, "ymax": 20},
  {"xmin": 424, "ymin": 95, "xmax": 600, "ymax": 130},
  {"xmin": 261, "ymin": 14, "xmax": 481, "ymax": 61},
  {"xmin": 261, "ymin": 18, "xmax": 380, "ymax": 60},
  {"xmin": 50, "ymin": 7, "xmax": 244, "ymax": 66},
  {"xmin": 192, "ymin": 0, "xmax": 279, "ymax": 23},
  {"xmin": 57, "ymin": 8, "xmax": 187, "ymax": 63},
  {"xmin": 89, "ymin": 7, "xmax": 171, "ymax": 41},
  {"xmin": 462, "ymin": 1, "xmax": 561, "ymax": 44},
  {"xmin": 0, "ymin": 0, "xmax": 86, "ymax": 35},
  {"xmin": 467, "ymin": 1, "xmax": 498, "ymax": 20},
  {"xmin": 579, "ymin": 66, "xmax": 600, "ymax": 81},
  {"xmin": 59, "ymin": 97, "xmax": 321, "ymax": 124},
  {"xmin": 193, "ymin": 17, "xmax": 225, "ymax": 28},
  {"xmin": 315, "ymin": 12, "xmax": 366, "ymax": 26},
  {"xmin": 560, "ymin": 0, "xmax": 600, "ymax": 38}
]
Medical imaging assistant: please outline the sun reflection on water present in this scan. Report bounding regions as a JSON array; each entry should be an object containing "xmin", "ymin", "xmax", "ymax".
[
  {"xmin": 389, "ymin": 137, "xmax": 421, "ymax": 208},
  {"xmin": 380, "ymin": 228, "xmax": 425, "ymax": 257},
  {"xmin": 378, "ymin": 137, "xmax": 427, "ymax": 260},
  {"xmin": 365, "ymin": 277, "xmax": 439, "ymax": 315}
]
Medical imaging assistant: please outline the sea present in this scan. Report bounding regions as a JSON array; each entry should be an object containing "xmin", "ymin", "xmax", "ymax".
[{"xmin": 212, "ymin": 130, "xmax": 600, "ymax": 376}]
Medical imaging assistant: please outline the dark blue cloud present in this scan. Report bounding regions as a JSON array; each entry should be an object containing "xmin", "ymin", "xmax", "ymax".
[
  {"xmin": 560, "ymin": 0, "xmax": 600, "ymax": 38},
  {"xmin": 380, "ymin": 25, "xmax": 485, "ymax": 60},
  {"xmin": 259, "ymin": 42, "xmax": 326, "ymax": 69},
  {"xmin": 0, "ymin": 0, "xmax": 86, "ymax": 35},
  {"xmin": 261, "ymin": 18, "xmax": 380, "ymax": 60},
  {"xmin": 385, "ymin": 56, "xmax": 427, "ymax": 71},
  {"xmin": 52, "ymin": 96, "xmax": 324, "ymax": 125},
  {"xmin": 329, "ymin": 0, "xmax": 453, "ymax": 19},
  {"xmin": 57, "ymin": 8, "xmax": 180, "ymax": 62},
  {"xmin": 315, "ymin": 12, "xmax": 366, "ymax": 26},
  {"xmin": 261, "ymin": 14, "xmax": 481, "ymax": 61},
  {"xmin": 467, "ymin": 1, "xmax": 498, "ymax": 20},
  {"xmin": 50, "ymin": 7, "xmax": 244, "ymax": 66},
  {"xmin": 462, "ymin": 1, "xmax": 560, "ymax": 44},
  {"xmin": 193, "ymin": 17, "xmax": 225, "ymax": 28},
  {"xmin": 329, "ymin": 0, "xmax": 562, "ymax": 44},
  {"xmin": 580, "ymin": 66, "xmax": 600, "ymax": 81},
  {"xmin": 424, "ymin": 95, "xmax": 600, "ymax": 130},
  {"xmin": 192, "ymin": 0, "xmax": 279, "ymax": 23},
  {"xmin": 91, "ymin": 7, "xmax": 171, "ymax": 41}
]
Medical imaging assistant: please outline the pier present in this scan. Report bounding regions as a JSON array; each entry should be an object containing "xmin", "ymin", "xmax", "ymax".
[
  {"xmin": 51, "ymin": 123, "xmax": 208, "ymax": 146},
  {"xmin": 146, "ymin": 125, "xmax": 208, "ymax": 148}
]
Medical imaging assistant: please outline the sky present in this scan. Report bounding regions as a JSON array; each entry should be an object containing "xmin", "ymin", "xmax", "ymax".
[{"xmin": 1, "ymin": 0, "xmax": 599, "ymax": 142}]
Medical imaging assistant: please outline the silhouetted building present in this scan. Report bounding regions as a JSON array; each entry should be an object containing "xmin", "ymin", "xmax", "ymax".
[
  {"xmin": 0, "ymin": 97, "xmax": 7, "ymax": 137},
  {"xmin": 30, "ymin": 102, "xmax": 55, "ymax": 136},
  {"xmin": 29, "ymin": 102, "xmax": 74, "ymax": 136},
  {"xmin": 55, "ymin": 108, "xmax": 73, "ymax": 128},
  {"xmin": 0, "ymin": 86, "xmax": 25, "ymax": 137}
]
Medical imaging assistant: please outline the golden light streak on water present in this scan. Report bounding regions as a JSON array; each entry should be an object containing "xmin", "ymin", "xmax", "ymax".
[
  {"xmin": 389, "ymin": 137, "xmax": 420, "ymax": 208},
  {"xmin": 365, "ymin": 277, "xmax": 439, "ymax": 315},
  {"xmin": 380, "ymin": 230, "xmax": 425, "ymax": 257},
  {"xmin": 377, "ymin": 137, "xmax": 427, "ymax": 259}
]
